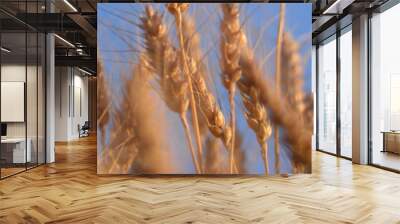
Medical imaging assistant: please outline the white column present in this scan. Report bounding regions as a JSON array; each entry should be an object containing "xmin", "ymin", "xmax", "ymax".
[
  {"xmin": 352, "ymin": 14, "xmax": 369, "ymax": 164},
  {"xmin": 46, "ymin": 32, "xmax": 55, "ymax": 163}
]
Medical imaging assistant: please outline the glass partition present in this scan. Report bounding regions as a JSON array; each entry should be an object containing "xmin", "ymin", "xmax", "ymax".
[
  {"xmin": 317, "ymin": 35, "xmax": 337, "ymax": 154},
  {"xmin": 1, "ymin": 30, "xmax": 28, "ymax": 177},
  {"xmin": 0, "ymin": 1, "xmax": 46, "ymax": 179}
]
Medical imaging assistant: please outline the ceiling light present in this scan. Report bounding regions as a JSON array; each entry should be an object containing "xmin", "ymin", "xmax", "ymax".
[
  {"xmin": 322, "ymin": 0, "xmax": 342, "ymax": 14},
  {"xmin": 322, "ymin": 0, "xmax": 355, "ymax": 15},
  {"xmin": 54, "ymin": 34, "xmax": 75, "ymax": 48},
  {"xmin": 78, "ymin": 67, "xmax": 93, "ymax": 76},
  {"xmin": 1, "ymin": 47, "xmax": 11, "ymax": 53},
  {"xmin": 63, "ymin": 0, "xmax": 78, "ymax": 12}
]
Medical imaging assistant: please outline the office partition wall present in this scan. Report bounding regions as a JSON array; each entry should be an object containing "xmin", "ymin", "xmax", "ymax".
[{"xmin": 0, "ymin": 1, "xmax": 46, "ymax": 179}]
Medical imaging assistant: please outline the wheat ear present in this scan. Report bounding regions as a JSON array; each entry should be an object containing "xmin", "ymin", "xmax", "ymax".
[
  {"xmin": 180, "ymin": 15, "xmax": 241, "ymax": 173},
  {"xmin": 281, "ymin": 32, "xmax": 305, "ymax": 114},
  {"xmin": 273, "ymin": 3, "xmax": 286, "ymax": 174},
  {"xmin": 281, "ymin": 32, "xmax": 311, "ymax": 173},
  {"xmin": 140, "ymin": 5, "xmax": 201, "ymax": 173},
  {"xmin": 102, "ymin": 56, "xmax": 173, "ymax": 174},
  {"xmin": 220, "ymin": 3, "xmax": 247, "ymax": 173},
  {"xmin": 239, "ymin": 47, "xmax": 312, "ymax": 174},
  {"xmin": 167, "ymin": 3, "xmax": 205, "ymax": 173},
  {"xmin": 237, "ymin": 78, "xmax": 272, "ymax": 175}
]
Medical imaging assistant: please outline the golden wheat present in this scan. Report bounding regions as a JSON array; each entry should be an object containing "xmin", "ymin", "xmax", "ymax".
[
  {"xmin": 204, "ymin": 137, "xmax": 226, "ymax": 174},
  {"xmin": 180, "ymin": 14, "xmax": 244, "ymax": 173},
  {"xmin": 100, "ymin": 56, "xmax": 174, "ymax": 174},
  {"xmin": 220, "ymin": 3, "xmax": 247, "ymax": 173},
  {"xmin": 281, "ymin": 32, "xmax": 306, "ymax": 115},
  {"xmin": 281, "ymin": 31, "xmax": 312, "ymax": 173},
  {"xmin": 140, "ymin": 5, "xmax": 201, "ymax": 173},
  {"xmin": 237, "ymin": 76, "xmax": 272, "ymax": 175},
  {"xmin": 204, "ymin": 131, "xmax": 246, "ymax": 174},
  {"xmin": 100, "ymin": 3, "xmax": 312, "ymax": 175},
  {"xmin": 273, "ymin": 4, "xmax": 286, "ymax": 174},
  {"xmin": 167, "ymin": 3, "xmax": 205, "ymax": 173},
  {"xmin": 239, "ymin": 47, "xmax": 312, "ymax": 174}
]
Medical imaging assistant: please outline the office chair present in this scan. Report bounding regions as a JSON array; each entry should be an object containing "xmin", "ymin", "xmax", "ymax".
[{"xmin": 79, "ymin": 121, "xmax": 90, "ymax": 138}]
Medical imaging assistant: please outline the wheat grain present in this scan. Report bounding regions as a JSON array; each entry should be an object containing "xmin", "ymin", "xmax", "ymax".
[
  {"xmin": 281, "ymin": 32, "xmax": 312, "ymax": 172},
  {"xmin": 281, "ymin": 32, "xmax": 306, "ymax": 115},
  {"xmin": 237, "ymin": 76, "xmax": 272, "ymax": 175},
  {"xmin": 100, "ymin": 56, "xmax": 174, "ymax": 174},
  {"xmin": 220, "ymin": 3, "xmax": 247, "ymax": 173},
  {"xmin": 181, "ymin": 14, "xmax": 244, "ymax": 173},
  {"xmin": 140, "ymin": 5, "xmax": 201, "ymax": 173},
  {"xmin": 167, "ymin": 3, "xmax": 205, "ymax": 173},
  {"xmin": 239, "ymin": 47, "xmax": 312, "ymax": 174}
]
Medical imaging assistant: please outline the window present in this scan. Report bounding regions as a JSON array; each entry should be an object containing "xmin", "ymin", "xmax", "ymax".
[
  {"xmin": 339, "ymin": 27, "xmax": 352, "ymax": 158},
  {"xmin": 317, "ymin": 36, "xmax": 337, "ymax": 154},
  {"xmin": 370, "ymin": 3, "xmax": 400, "ymax": 171}
]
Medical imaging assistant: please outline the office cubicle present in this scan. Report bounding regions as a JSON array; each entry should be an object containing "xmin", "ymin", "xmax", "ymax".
[{"xmin": 0, "ymin": 1, "xmax": 46, "ymax": 179}]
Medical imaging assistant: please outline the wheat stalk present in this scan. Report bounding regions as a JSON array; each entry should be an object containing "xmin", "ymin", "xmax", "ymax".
[
  {"xmin": 204, "ymin": 137, "xmax": 226, "ymax": 174},
  {"xmin": 204, "ymin": 130, "xmax": 246, "ymax": 174},
  {"xmin": 167, "ymin": 3, "xmax": 205, "ymax": 173},
  {"xmin": 140, "ymin": 5, "xmax": 201, "ymax": 173},
  {"xmin": 220, "ymin": 3, "xmax": 247, "ymax": 173},
  {"xmin": 237, "ymin": 77, "xmax": 272, "ymax": 175},
  {"xmin": 239, "ymin": 47, "xmax": 312, "ymax": 174},
  {"xmin": 180, "ymin": 14, "xmax": 242, "ymax": 173},
  {"xmin": 273, "ymin": 3, "xmax": 286, "ymax": 174}
]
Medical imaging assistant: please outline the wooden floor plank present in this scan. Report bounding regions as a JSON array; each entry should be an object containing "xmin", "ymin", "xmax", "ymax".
[{"xmin": 0, "ymin": 136, "xmax": 399, "ymax": 223}]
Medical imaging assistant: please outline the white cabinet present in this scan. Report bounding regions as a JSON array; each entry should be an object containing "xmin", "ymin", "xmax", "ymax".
[{"xmin": 1, "ymin": 138, "xmax": 32, "ymax": 163}]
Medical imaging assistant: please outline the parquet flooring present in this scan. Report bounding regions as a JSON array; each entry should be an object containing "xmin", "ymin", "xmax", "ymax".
[{"xmin": 1, "ymin": 135, "xmax": 400, "ymax": 223}]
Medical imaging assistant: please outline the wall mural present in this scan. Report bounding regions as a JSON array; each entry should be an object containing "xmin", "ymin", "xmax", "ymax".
[{"xmin": 97, "ymin": 3, "xmax": 313, "ymax": 175}]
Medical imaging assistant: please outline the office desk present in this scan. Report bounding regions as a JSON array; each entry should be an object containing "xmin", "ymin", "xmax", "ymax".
[
  {"xmin": 382, "ymin": 131, "xmax": 400, "ymax": 154},
  {"xmin": 1, "ymin": 138, "xmax": 31, "ymax": 163}
]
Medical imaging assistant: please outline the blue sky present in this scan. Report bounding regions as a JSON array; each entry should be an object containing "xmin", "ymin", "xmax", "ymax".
[{"xmin": 98, "ymin": 3, "xmax": 312, "ymax": 174}]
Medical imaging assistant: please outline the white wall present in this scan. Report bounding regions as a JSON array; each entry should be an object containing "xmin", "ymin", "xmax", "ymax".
[
  {"xmin": 1, "ymin": 65, "xmax": 36, "ymax": 138},
  {"xmin": 1, "ymin": 65, "xmax": 26, "ymax": 135},
  {"xmin": 55, "ymin": 67, "xmax": 70, "ymax": 141},
  {"xmin": 1, "ymin": 63, "xmax": 46, "ymax": 164},
  {"xmin": 54, "ymin": 67, "xmax": 89, "ymax": 141}
]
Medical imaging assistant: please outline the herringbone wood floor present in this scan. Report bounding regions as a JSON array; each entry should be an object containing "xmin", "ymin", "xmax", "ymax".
[{"xmin": 1, "ymin": 136, "xmax": 400, "ymax": 224}]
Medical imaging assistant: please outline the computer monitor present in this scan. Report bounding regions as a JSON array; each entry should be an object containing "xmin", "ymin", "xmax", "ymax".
[{"xmin": 1, "ymin": 123, "xmax": 7, "ymax": 137}]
